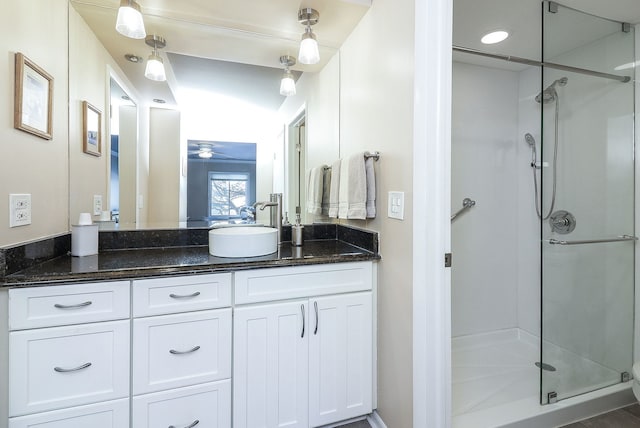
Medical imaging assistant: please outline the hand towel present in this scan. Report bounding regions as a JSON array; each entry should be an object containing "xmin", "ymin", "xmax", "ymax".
[
  {"xmin": 306, "ymin": 166, "xmax": 325, "ymax": 215},
  {"xmin": 338, "ymin": 153, "xmax": 367, "ymax": 220},
  {"xmin": 365, "ymin": 157, "xmax": 376, "ymax": 218},
  {"xmin": 321, "ymin": 166, "xmax": 332, "ymax": 216},
  {"xmin": 328, "ymin": 159, "xmax": 341, "ymax": 218}
]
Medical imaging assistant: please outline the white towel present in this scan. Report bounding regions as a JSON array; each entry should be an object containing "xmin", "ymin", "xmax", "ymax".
[
  {"xmin": 328, "ymin": 159, "xmax": 341, "ymax": 218},
  {"xmin": 306, "ymin": 166, "xmax": 325, "ymax": 215},
  {"xmin": 321, "ymin": 167, "xmax": 331, "ymax": 216},
  {"xmin": 365, "ymin": 157, "xmax": 376, "ymax": 218},
  {"xmin": 338, "ymin": 153, "xmax": 367, "ymax": 220}
]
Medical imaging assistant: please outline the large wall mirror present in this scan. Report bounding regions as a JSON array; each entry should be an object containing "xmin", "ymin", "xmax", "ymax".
[{"xmin": 68, "ymin": 0, "xmax": 369, "ymax": 229}]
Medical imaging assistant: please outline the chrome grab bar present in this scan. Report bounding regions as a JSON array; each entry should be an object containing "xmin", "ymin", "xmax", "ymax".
[
  {"xmin": 547, "ymin": 235, "xmax": 638, "ymax": 246},
  {"xmin": 451, "ymin": 198, "xmax": 476, "ymax": 222}
]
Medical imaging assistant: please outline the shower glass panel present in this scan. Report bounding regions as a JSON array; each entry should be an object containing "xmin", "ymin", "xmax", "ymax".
[{"xmin": 540, "ymin": 1, "xmax": 635, "ymax": 404}]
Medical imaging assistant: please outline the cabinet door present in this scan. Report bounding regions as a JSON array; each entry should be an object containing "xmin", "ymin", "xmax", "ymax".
[
  {"xmin": 234, "ymin": 300, "xmax": 309, "ymax": 428},
  {"xmin": 308, "ymin": 292, "xmax": 373, "ymax": 427},
  {"xmin": 133, "ymin": 380, "xmax": 231, "ymax": 428},
  {"xmin": 133, "ymin": 309, "xmax": 232, "ymax": 394},
  {"xmin": 8, "ymin": 398, "xmax": 128, "ymax": 428}
]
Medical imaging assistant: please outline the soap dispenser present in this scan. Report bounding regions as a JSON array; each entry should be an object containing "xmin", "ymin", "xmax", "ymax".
[{"xmin": 291, "ymin": 207, "xmax": 304, "ymax": 247}]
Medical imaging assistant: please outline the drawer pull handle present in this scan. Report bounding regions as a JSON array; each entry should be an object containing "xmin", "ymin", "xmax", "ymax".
[
  {"xmin": 169, "ymin": 420, "xmax": 199, "ymax": 428},
  {"xmin": 314, "ymin": 301, "xmax": 319, "ymax": 335},
  {"xmin": 301, "ymin": 304, "xmax": 305, "ymax": 338},
  {"xmin": 54, "ymin": 301, "xmax": 92, "ymax": 309},
  {"xmin": 169, "ymin": 346, "xmax": 201, "ymax": 355},
  {"xmin": 54, "ymin": 362, "xmax": 92, "ymax": 373},
  {"xmin": 169, "ymin": 292, "xmax": 201, "ymax": 299}
]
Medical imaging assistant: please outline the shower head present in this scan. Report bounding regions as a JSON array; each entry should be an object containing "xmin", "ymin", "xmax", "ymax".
[
  {"xmin": 535, "ymin": 77, "xmax": 569, "ymax": 104},
  {"xmin": 524, "ymin": 133, "xmax": 535, "ymax": 147}
]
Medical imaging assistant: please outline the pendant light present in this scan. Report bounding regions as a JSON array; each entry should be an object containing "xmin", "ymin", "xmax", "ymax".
[
  {"xmin": 279, "ymin": 56, "xmax": 297, "ymax": 96},
  {"xmin": 144, "ymin": 35, "xmax": 166, "ymax": 82},
  {"xmin": 116, "ymin": 0, "xmax": 146, "ymax": 39},
  {"xmin": 298, "ymin": 8, "xmax": 320, "ymax": 65}
]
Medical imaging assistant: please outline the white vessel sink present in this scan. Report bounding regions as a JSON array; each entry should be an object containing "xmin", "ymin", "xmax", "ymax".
[{"xmin": 208, "ymin": 226, "xmax": 278, "ymax": 258}]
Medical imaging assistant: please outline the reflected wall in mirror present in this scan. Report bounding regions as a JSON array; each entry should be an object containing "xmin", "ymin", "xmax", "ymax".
[
  {"xmin": 68, "ymin": 1, "xmax": 363, "ymax": 229},
  {"xmin": 109, "ymin": 78, "xmax": 137, "ymax": 225}
]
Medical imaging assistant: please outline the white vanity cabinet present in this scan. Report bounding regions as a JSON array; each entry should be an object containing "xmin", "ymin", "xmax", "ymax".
[
  {"xmin": 4, "ymin": 281, "xmax": 130, "ymax": 427},
  {"xmin": 131, "ymin": 273, "xmax": 233, "ymax": 428},
  {"xmin": 233, "ymin": 262, "xmax": 374, "ymax": 428}
]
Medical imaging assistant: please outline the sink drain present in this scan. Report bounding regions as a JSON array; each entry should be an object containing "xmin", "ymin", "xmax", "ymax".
[{"xmin": 535, "ymin": 362, "xmax": 557, "ymax": 372}]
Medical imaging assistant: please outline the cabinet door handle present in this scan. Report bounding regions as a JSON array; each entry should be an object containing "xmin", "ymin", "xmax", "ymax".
[
  {"xmin": 54, "ymin": 301, "xmax": 92, "ymax": 309},
  {"xmin": 54, "ymin": 362, "xmax": 92, "ymax": 372},
  {"xmin": 169, "ymin": 292, "xmax": 201, "ymax": 299},
  {"xmin": 301, "ymin": 304, "xmax": 305, "ymax": 338},
  {"xmin": 168, "ymin": 420, "xmax": 199, "ymax": 428},
  {"xmin": 314, "ymin": 301, "xmax": 319, "ymax": 335},
  {"xmin": 169, "ymin": 346, "xmax": 201, "ymax": 355}
]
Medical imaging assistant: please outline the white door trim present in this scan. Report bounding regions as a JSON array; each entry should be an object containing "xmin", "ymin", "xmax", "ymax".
[{"xmin": 412, "ymin": 0, "xmax": 453, "ymax": 427}]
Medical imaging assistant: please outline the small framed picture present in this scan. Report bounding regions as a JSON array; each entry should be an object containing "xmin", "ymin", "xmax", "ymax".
[
  {"xmin": 82, "ymin": 101, "xmax": 102, "ymax": 157},
  {"xmin": 14, "ymin": 53, "xmax": 54, "ymax": 140}
]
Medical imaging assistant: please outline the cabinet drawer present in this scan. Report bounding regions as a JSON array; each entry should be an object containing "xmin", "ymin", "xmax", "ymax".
[
  {"xmin": 8, "ymin": 281, "xmax": 130, "ymax": 330},
  {"xmin": 8, "ymin": 398, "xmax": 129, "ymax": 428},
  {"xmin": 9, "ymin": 320, "xmax": 130, "ymax": 416},
  {"xmin": 133, "ymin": 380, "xmax": 231, "ymax": 428},
  {"xmin": 234, "ymin": 261, "xmax": 373, "ymax": 304},
  {"xmin": 133, "ymin": 308, "xmax": 232, "ymax": 394},
  {"xmin": 132, "ymin": 273, "xmax": 231, "ymax": 316}
]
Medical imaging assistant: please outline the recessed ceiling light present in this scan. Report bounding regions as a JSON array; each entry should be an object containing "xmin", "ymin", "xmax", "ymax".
[
  {"xmin": 125, "ymin": 53, "xmax": 143, "ymax": 63},
  {"xmin": 481, "ymin": 30, "xmax": 509, "ymax": 45},
  {"xmin": 153, "ymin": 98, "xmax": 166, "ymax": 104}
]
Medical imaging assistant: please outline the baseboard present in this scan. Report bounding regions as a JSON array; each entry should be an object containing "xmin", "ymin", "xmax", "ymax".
[{"xmin": 367, "ymin": 410, "xmax": 388, "ymax": 428}]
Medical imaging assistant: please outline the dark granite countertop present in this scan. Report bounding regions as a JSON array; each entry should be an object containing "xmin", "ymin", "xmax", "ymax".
[{"xmin": 2, "ymin": 239, "xmax": 379, "ymax": 287}]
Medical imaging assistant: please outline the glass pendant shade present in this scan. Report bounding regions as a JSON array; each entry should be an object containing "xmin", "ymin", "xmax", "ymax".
[
  {"xmin": 298, "ymin": 30, "xmax": 320, "ymax": 65},
  {"xmin": 116, "ymin": 0, "xmax": 146, "ymax": 39},
  {"xmin": 280, "ymin": 71, "xmax": 296, "ymax": 96},
  {"xmin": 145, "ymin": 53, "xmax": 166, "ymax": 81}
]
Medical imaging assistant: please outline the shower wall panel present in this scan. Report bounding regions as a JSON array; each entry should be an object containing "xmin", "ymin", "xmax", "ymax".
[{"xmin": 452, "ymin": 62, "xmax": 520, "ymax": 337}]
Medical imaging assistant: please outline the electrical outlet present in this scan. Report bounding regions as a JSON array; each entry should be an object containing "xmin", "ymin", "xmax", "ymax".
[
  {"xmin": 9, "ymin": 194, "xmax": 31, "ymax": 227},
  {"xmin": 93, "ymin": 195, "xmax": 103, "ymax": 216}
]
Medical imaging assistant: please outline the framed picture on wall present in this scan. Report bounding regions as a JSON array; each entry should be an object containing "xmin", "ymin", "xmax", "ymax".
[
  {"xmin": 82, "ymin": 101, "xmax": 102, "ymax": 157},
  {"xmin": 14, "ymin": 52, "xmax": 54, "ymax": 140}
]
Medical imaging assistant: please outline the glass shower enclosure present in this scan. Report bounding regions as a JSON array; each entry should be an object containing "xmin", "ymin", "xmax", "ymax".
[{"xmin": 540, "ymin": 1, "xmax": 636, "ymax": 404}]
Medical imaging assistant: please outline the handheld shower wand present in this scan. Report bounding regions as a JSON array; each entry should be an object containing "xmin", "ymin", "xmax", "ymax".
[{"xmin": 524, "ymin": 133, "xmax": 537, "ymax": 168}]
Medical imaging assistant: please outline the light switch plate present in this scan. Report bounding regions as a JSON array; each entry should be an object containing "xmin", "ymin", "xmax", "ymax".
[
  {"xmin": 388, "ymin": 191, "xmax": 405, "ymax": 220},
  {"xmin": 9, "ymin": 194, "xmax": 31, "ymax": 227}
]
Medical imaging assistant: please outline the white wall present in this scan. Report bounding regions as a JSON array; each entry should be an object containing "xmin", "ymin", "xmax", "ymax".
[
  {"xmin": 337, "ymin": 0, "xmax": 415, "ymax": 426},
  {"xmin": 0, "ymin": 0, "xmax": 69, "ymax": 247}
]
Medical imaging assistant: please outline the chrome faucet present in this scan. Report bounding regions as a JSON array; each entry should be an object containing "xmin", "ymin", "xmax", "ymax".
[{"xmin": 253, "ymin": 193, "xmax": 283, "ymax": 243}]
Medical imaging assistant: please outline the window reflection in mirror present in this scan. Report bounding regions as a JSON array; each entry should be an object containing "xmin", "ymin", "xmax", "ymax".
[{"xmin": 186, "ymin": 140, "xmax": 257, "ymax": 225}]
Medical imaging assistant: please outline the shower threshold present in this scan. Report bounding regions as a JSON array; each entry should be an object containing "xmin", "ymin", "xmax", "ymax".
[{"xmin": 452, "ymin": 328, "xmax": 634, "ymax": 428}]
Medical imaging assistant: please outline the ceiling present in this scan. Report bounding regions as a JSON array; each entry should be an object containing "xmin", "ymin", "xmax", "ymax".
[
  {"xmin": 453, "ymin": 0, "xmax": 640, "ymax": 72},
  {"xmin": 70, "ymin": 0, "xmax": 371, "ymax": 109}
]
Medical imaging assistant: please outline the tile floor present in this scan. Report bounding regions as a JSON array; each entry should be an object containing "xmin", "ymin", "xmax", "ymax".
[{"xmin": 561, "ymin": 404, "xmax": 640, "ymax": 427}]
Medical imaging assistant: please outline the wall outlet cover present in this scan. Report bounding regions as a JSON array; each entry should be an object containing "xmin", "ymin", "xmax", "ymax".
[
  {"xmin": 9, "ymin": 194, "xmax": 32, "ymax": 227},
  {"xmin": 93, "ymin": 195, "xmax": 103, "ymax": 216}
]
